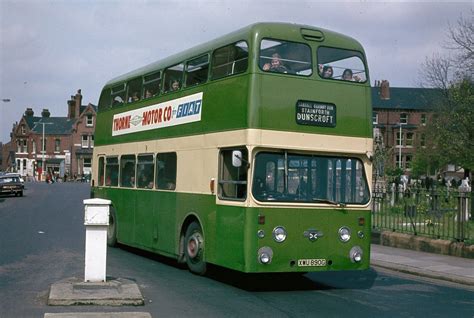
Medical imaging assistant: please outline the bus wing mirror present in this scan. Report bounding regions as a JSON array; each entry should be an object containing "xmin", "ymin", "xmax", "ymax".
[{"xmin": 232, "ymin": 150, "xmax": 242, "ymax": 168}]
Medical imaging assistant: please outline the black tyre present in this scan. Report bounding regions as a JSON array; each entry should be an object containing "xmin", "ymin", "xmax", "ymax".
[
  {"xmin": 184, "ymin": 221, "xmax": 206, "ymax": 275},
  {"xmin": 107, "ymin": 208, "xmax": 118, "ymax": 247}
]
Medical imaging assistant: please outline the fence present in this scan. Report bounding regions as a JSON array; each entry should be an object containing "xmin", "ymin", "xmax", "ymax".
[{"xmin": 371, "ymin": 184, "xmax": 472, "ymax": 243}]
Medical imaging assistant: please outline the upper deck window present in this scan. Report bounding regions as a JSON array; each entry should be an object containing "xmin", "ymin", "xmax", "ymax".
[
  {"xmin": 211, "ymin": 41, "xmax": 248, "ymax": 80},
  {"xmin": 143, "ymin": 71, "xmax": 161, "ymax": 99},
  {"xmin": 260, "ymin": 39, "xmax": 312, "ymax": 76},
  {"xmin": 186, "ymin": 55, "xmax": 209, "ymax": 87},
  {"xmin": 111, "ymin": 84, "xmax": 126, "ymax": 107},
  {"xmin": 317, "ymin": 47, "xmax": 367, "ymax": 82},
  {"xmin": 163, "ymin": 63, "xmax": 184, "ymax": 93},
  {"xmin": 127, "ymin": 78, "xmax": 142, "ymax": 103}
]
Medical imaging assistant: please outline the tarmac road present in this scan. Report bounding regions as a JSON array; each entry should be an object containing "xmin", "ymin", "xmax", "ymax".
[{"xmin": 0, "ymin": 182, "xmax": 473, "ymax": 318}]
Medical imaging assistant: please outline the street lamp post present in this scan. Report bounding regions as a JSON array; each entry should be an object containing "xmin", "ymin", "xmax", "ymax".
[
  {"xmin": 398, "ymin": 123, "xmax": 406, "ymax": 169},
  {"xmin": 35, "ymin": 121, "xmax": 53, "ymax": 181}
]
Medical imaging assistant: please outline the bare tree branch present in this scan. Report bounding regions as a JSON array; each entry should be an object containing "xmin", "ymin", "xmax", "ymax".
[{"xmin": 444, "ymin": 11, "xmax": 474, "ymax": 79}]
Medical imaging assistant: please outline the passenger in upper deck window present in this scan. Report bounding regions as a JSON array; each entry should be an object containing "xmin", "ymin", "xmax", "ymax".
[
  {"xmin": 342, "ymin": 68, "xmax": 361, "ymax": 82},
  {"xmin": 263, "ymin": 53, "xmax": 288, "ymax": 73},
  {"xmin": 112, "ymin": 96, "xmax": 124, "ymax": 106},
  {"xmin": 342, "ymin": 69, "xmax": 353, "ymax": 81},
  {"xmin": 170, "ymin": 80, "xmax": 180, "ymax": 91},
  {"xmin": 322, "ymin": 66, "xmax": 333, "ymax": 78},
  {"xmin": 129, "ymin": 92, "xmax": 140, "ymax": 102}
]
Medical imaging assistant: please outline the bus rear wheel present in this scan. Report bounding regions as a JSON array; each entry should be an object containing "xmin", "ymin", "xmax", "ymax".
[
  {"xmin": 184, "ymin": 221, "xmax": 206, "ymax": 275},
  {"xmin": 107, "ymin": 208, "xmax": 117, "ymax": 247}
]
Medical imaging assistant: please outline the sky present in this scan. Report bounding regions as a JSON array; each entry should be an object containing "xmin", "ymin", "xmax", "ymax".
[{"xmin": 0, "ymin": 0, "xmax": 471, "ymax": 143}]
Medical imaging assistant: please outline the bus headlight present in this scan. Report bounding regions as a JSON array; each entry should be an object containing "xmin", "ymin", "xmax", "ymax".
[
  {"xmin": 350, "ymin": 246, "xmax": 363, "ymax": 263},
  {"xmin": 272, "ymin": 226, "xmax": 287, "ymax": 243},
  {"xmin": 338, "ymin": 226, "xmax": 351, "ymax": 242},
  {"xmin": 258, "ymin": 246, "xmax": 273, "ymax": 264}
]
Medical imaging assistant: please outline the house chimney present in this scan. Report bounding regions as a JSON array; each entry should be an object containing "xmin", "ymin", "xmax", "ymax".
[
  {"xmin": 75, "ymin": 89, "xmax": 82, "ymax": 118},
  {"xmin": 380, "ymin": 80, "xmax": 390, "ymax": 100},
  {"xmin": 41, "ymin": 108, "xmax": 51, "ymax": 117},
  {"xmin": 68, "ymin": 96, "xmax": 76, "ymax": 119},
  {"xmin": 24, "ymin": 108, "xmax": 34, "ymax": 117}
]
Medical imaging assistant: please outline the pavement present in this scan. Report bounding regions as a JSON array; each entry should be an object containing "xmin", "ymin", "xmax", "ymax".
[{"xmin": 370, "ymin": 244, "xmax": 474, "ymax": 287}]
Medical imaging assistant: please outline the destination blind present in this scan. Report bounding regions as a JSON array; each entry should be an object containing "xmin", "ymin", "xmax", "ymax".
[{"xmin": 295, "ymin": 100, "xmax": 336, "ymax": 127}]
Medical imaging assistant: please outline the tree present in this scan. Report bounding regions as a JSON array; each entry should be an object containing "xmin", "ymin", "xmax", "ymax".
[{"xmin": 418, "ymin": 12, "xmax": 473, "ymax": 178}]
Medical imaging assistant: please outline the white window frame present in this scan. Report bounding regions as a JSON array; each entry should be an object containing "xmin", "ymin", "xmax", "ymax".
[
  {"xmin": 395, "ymin": 132, "xmax": 404, "ymax": 148},
  {"xmin": 421, "ymin": 113, "xmax": 426, "ymax": 125},
  {"xmin": 86, "ymin": 114, "xmax": 94, "ymax": 127},
  {"xmin": 400, "ymin": 113, "xmax": 408, "ymax": 124},
  {"xmin": 405, "ymin": 132, "xmax": 414, "ymax": 147},
  {"xmin": 54, "ymin": 138, "xmax": 61, "ymax": 153},
  {"xmin": 82, "ymin": 135, "xmax": 89, "ymax": 148},
  {"xmin": 372, "ymin": 112, "xmax": 378, "ymax": 124}
]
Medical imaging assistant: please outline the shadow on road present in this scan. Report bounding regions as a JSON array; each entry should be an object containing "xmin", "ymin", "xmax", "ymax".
[
  {"xmin": 117, "ymin": 243, "xmax": 377, "ymax": 292},
  {"xmin": 206, "ymin": 265, "xmax": 378, "ymax": 292}
]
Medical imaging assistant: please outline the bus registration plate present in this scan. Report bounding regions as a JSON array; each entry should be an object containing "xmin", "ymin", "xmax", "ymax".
[{"xmin": 298, "ymin": 259, "xmax": 326, "ymax": 267}]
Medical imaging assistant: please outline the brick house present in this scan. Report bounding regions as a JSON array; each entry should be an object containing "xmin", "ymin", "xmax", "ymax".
[
  {"xmin": 1, "ymin": 90, "xmax": 96, "ymax": 180},
  {"xmin": 371, "ymin": 81, "xmax": 442, "ymax": 175}
]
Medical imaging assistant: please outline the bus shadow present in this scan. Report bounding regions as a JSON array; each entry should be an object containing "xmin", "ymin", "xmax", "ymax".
[
  {"xmin": 116, "ymin": 244, "xmax": 377, "ymax": 291},
  {"xmin": 117, "ymin": 243, "xmax": 188, "ymax": 270},
  {"xmin": 206, "ymin": 265, "xmax": 378, "ymax": 292}
]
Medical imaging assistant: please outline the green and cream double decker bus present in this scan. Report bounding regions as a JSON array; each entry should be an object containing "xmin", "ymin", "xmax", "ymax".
[{"xmin": 92, "ymin": 23, "xmax": 373, "ymax": 275}]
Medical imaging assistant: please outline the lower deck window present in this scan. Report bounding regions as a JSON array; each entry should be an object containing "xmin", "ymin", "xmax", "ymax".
[
  {"xmin": 120, "ymin": 155, "xmax": 136, "ymax": 188},
  {"xmin": 137, "ymin": 154, "xmax": 154, "ymax": 189},
  {"xmin": 156, "ymin": 152, "xmax": 176, "ymax": 190},
  {"xmin": 105, "ymin": 157, "xmax": 119, "ymax": 186},
  {"xmin": 252, "ymin": 152, "xmax": 369, "ymax": 204}
]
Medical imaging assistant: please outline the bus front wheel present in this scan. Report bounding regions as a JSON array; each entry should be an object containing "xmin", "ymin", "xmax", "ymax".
[{"xmin": 184, "ymin": 221, "xmax": 206, "ymax": 275}]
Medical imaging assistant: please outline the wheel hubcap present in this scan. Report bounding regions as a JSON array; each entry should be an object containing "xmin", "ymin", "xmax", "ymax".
[{"xmin": 187, "ymin": 233, "xmax": 202, "ymax": 259}]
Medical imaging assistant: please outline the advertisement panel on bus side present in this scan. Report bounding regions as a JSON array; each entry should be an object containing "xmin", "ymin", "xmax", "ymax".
[{"xmin": 112, "ymin": 92, "xmax": 203, "ymax": 136}]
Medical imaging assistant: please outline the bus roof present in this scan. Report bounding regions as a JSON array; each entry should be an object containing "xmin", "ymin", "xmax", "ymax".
[{"xmin": 104, "ymin": 22, "xmax": 365, "ymax": 88}]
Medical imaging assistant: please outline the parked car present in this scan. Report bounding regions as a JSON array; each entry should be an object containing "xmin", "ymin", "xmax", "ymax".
[
  {"xmin": 5, "ymin": 173, "xmax": 25, "ymax": 189},
  {"xmin": 0, "ymin": 175, "xmax": 24, "ymax": 197}
]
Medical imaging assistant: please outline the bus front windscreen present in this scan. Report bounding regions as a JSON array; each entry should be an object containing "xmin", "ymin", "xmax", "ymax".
[{"xmin": 252, "ymin": 152, "xmax": 370, "ymax": 204}]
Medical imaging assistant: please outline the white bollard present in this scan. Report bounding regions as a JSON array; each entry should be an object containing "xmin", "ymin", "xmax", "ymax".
[{"xmin": 83, "ymin": 198, "xmax": 111, "ymax": 282}]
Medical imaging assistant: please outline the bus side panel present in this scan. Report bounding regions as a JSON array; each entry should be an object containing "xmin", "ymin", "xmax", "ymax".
[
  {"xmin": 175, "ymin": 192, "xmax": 217, "ymax": 262},
  {"xmin": 152, "ymin": 191, "xmax": 178, "ymax": 254},
  {"xmin": 93, "ymin": 187, "xmax": 136, "ymax": 245},
  {"xmin": 133, "ymin": 190, "xmax": 157, "ymax": 249}
]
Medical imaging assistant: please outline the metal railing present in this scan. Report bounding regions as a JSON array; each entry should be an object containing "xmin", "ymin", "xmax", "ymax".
[{"xmin": 371, "ymin": 185, "xmax": 472, "ymax": 242}]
